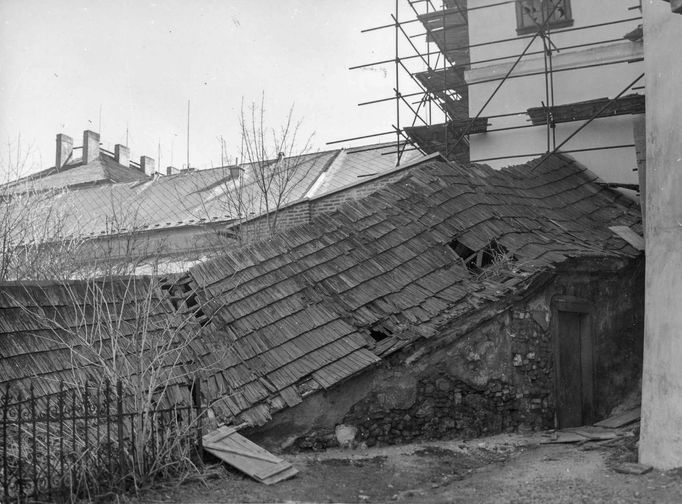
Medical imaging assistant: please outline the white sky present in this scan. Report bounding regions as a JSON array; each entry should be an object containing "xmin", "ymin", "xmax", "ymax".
[{"xmin": 0, "ymin": 0, "xmax": 426, "ymax": 175}]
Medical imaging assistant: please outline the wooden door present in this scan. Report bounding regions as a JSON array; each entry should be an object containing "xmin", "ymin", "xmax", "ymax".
[{"xmin": 556, "ymin": 310, "xmax": 593, "ymax": 428}]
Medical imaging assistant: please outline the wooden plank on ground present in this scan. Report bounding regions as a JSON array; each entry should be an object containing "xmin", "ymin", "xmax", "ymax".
[
  {"xmin": 203, "ymin": 426, "xmax": 298, "ymax": 485},
  {"xmin": 614, "ymin": 462, "xmax": 653, "ymax": 475},
  {"xmin": 541, "ymin": 431, "xmax": 591, "ymax": 444},
  {"xmin": 594, "ymin": 407, "xmax": 641, "ymax": 429},
  {"xmin": 567, "ymin": 428, "xmax": 621, "ymax": 441}
]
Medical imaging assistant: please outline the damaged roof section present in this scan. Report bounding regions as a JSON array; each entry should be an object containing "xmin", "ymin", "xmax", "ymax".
[
  {"xmin": 0, "ymin": 154, "xmax": 642, "ymax": 428},
  {"xmin": 185, "ymin": 154, "xmax": 641, "ymax": 426}
]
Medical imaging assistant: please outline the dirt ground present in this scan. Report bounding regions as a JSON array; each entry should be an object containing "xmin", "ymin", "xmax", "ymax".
[{"xmin": 129, "ymin": 428, "xmax": 682, "ymax": 504}]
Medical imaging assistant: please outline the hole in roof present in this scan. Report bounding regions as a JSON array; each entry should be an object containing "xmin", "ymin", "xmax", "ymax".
[
  {"xmin": 163, "ymin": 280, "xmax": 210, "ymax": 327},
  {"xmin": 186, "ymin": 292, "xmax": 209, "ymax": 327},
  {"xmin": 450, "ymin": 238, "xmax": 516, "ymax": 274},
  {"xmin": 448, "ymin": 239, "xmax": 475, "ymax": 260},
  {"xmin": 368, "ymin": 326, "xmax": 391, "ymax": 343},
  {"xmin": 190, "ymin": 377, "xmax": 203, "ymax": 408}
]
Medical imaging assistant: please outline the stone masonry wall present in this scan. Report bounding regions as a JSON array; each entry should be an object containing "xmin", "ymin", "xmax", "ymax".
[
  {"xmin": 250, "ymin": 259, "xmax": 643, "ymax": 451},
  {"xmin": 335, "ymin": 305, "xmax": 555, "ymax": 448},
  {"xmin": 280, "ymin": 305, "xmax": 556, "ymax": 451}
]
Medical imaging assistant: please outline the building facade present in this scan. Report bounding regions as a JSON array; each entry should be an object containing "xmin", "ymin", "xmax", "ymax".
[{"xmin": 465, "ymin": 0, "xmax": 644, "ymax": 188}]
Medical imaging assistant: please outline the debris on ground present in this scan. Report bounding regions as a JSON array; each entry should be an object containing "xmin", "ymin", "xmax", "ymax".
[
  {"xmin": 541, "ymin": 425, "xmax": 633, "ymax": 444},
  {"xmin": 202, "ymin": 426, "xmax": 298, "ymax": 485},
  {"xmin": 129, "ymin": 430, "xmax": 682, "ymax": 503},
  {"xmin": 614, "ymin": 462, "xmax": 653, "ymax": 475},
  {"xmin": 594, "ymin": 407, "xmax": 641, "ymax": 429}
]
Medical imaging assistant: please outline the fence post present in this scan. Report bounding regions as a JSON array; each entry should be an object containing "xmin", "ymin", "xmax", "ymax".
[
  {"xmin": 96, "ymin": 384, "xmax": 101, "ymax": 480},
  {"xmin": 105, "ymin": 381, "xmax": 112, "ymax": 492},
  {"xmin": 196, "ymin": 379, "xmax": 203, "ymax": 460},
  {"xmin": 46, "ymin": 394, "xmax": 51, "ymax": 500},
  {"xmin": 17, "ymin": 398, "xmax": 22, "ymax": 499},
  {"xmin": 71, "ymin": 388, "xmax": 76, "ymax": 494},
  {"xmin": 59, "ymin": 382, "xmax": 64, "ymax": 496},
  {"xmin": 30, "ymin": 384, "xmax": 37, "ymax": 500},
  {"xmin": 3, "ymin": 384, "xmax": 9, "ymax": 502},
  {"xmin": 116, "ymin": 380, "xmax": 125, "ymax": 489}
]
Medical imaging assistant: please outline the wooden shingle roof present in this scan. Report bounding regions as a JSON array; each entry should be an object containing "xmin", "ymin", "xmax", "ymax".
[
  {"xmin": 0, "ymin": 154, "xmax": 642, "ymax": 426},
  {"xmin": 184, "ymin": 154, "xmax": 641, "ymax": 424}
]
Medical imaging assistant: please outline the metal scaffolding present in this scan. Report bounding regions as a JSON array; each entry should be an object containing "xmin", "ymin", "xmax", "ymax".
[{"xmin": 331, "ymin": 0, "xmax": 645, "ymax": 176}]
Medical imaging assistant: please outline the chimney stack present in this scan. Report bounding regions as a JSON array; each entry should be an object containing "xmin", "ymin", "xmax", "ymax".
[
  {"xmin": 166, "ymin": 166, "xmax": 180, "ymax": 175},
  {"xmin": 230, "ymin": 166, "xmax": 243, "ymax": 179},
  {"xmin": 83, "ymin": 130, "xmax": 100, "ymax": 164},
  {"xmin": 140, "ymin": 156, "xmax": 155, "ymax": 176},
  {"xmin": 55, "ymin": 133, "xmax": 73, "ymax": 170},
  {"xmin": 114, "ymin": 144, "xmax": 130, "ymax": 167}
]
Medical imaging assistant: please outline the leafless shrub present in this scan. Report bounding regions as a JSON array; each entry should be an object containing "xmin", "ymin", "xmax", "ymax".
[
  {"xmin": 187, "ymin": 94, "xmax": 317, "ymax": 246},
  {"xmin": 5, "ymin": 274, "xmax": 229, "ymax": 498}
]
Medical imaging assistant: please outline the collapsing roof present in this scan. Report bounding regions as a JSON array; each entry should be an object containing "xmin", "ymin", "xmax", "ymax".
[{"xmin": 0, "ymin": 154, "xmax": 642, "ymax": 426}]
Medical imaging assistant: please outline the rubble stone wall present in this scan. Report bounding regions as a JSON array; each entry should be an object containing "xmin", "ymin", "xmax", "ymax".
[
  {"xmin": 337, "ymin": 306, "xmax": 555, "ymax": 449},
  {"xmin": 249, "ymin": 258, "xmax": 643, "ymax": 451}
]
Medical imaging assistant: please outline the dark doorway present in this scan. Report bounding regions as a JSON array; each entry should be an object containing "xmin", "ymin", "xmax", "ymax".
[{"xmin": 554, "ymin": 302, "xmax": 594, "ymax": 428}]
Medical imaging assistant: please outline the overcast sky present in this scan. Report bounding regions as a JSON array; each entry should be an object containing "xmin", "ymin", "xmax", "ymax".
[{"xmin": 0, "ymin": 0, "xmax": 424, "ymax": 175}]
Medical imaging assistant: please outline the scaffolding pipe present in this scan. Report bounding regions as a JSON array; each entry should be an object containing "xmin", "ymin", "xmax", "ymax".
[
  {"xmin": 446, "ymin": 0, "xmax": 565, "ymax": 158},
  {"xmin": 396, "ymin": 55, "xmax": 450, "ymax": 119},
  {"xmin": 350, "ymin": 16, "xmax": 641, "ymax": 71},
  {"xmin": 409, "ymin": 15, "xmax": 641, "ymax": 41},
  {"xmin": 361, "ymin": 0, "xmax": 517, "ymax": 33},
  {"xmin": 326, "ymin": 130, "xmax": 396, "ymax": 146},
  {"xmin": 394, "ymin": 88, "xmax": 429, "ymax": 126},
  {"xmin": 395, "ymin": 0, "xmax": 401, "ymax": 164},
  {"xmin": 442, "ymin": 2, "xmax": 448, "ymax": 154},
  {"xmin": 468, "ymin": 57, "xmax": 643, "ymax": 86},
  {"xmin": 530, "ymin": 72, "xmax": 644, "ymax": 171},
  {"xmin": 470, "ymin": 143, "xmax": 636, "ymax": 163},
  {"xmin": 360, "ymin": 56, "xmax": 641, "ymax": 107}
]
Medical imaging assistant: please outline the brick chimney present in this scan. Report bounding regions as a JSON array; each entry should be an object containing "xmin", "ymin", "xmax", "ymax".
[
  {"xmin": 82, "ymin": 130, "xmax": 100, "ymax": 164},
  {"xmin": 55, "ymin": 133, "xmax": 73, "ymax": 170},
  {"xmin": 114, "ymin": 144, "xmax": 130, "ymax": 167},
  {"xmin": 166, "ymin": 166, "xmax": 180, "ymax": 175},
  {"xmin": 140, "ymin": 156, "xmax": 155, "ymax": 176}
]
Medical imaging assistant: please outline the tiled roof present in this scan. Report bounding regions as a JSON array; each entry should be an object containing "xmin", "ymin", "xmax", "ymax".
[
  {"xmin": 0, "ymin": 143, "xmax": 425, "ymax": 242},
  {"xmin": 0, "ymin": 154, "xmax": 642, "ymax": 426}
]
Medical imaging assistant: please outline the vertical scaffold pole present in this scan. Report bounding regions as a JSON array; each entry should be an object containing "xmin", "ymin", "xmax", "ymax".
[
  {"xmin": 443, "ymin": 0, "xmax": 448, "ymax": 157},
  {"xmin": 395, "ymin": 0, "xmax": 401, "ymax": 166}
]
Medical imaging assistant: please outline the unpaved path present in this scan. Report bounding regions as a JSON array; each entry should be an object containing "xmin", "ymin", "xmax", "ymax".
[{"xmin": 129, "ymin": 432, "xmax": 682, "ymax": 503}]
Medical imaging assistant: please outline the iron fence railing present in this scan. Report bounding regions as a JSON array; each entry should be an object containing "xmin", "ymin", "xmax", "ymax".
[{"xmin": 0, "ymin": 380, "xmax": 204, "ymax": 502}]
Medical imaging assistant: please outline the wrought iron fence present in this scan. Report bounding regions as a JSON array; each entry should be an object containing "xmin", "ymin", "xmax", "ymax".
[{"xmin": 0, "ymin": 380, "xmax": 204, "ymax": 502}]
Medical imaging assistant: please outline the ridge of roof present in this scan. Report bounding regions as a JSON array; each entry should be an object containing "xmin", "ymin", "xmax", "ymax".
[{"xmin": 1, "ymin": 152, "xmax": 150, "ymax": 195}]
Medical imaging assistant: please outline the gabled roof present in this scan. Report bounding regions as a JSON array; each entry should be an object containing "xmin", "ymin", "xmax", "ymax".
[
  {"xmin": 306, "ymin": 143, "xmax": 424, "ymax": 197},
  {"xmin": 0, "ymin": 143, "xmax": 425, "ymax": 242},
  {"xmin": 2, "ymin": 152, "xmax": 150, "ymax": 194},
  {"xmin": 0, "ymin": 154, "xmax": 642, "ymax": 426}
]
